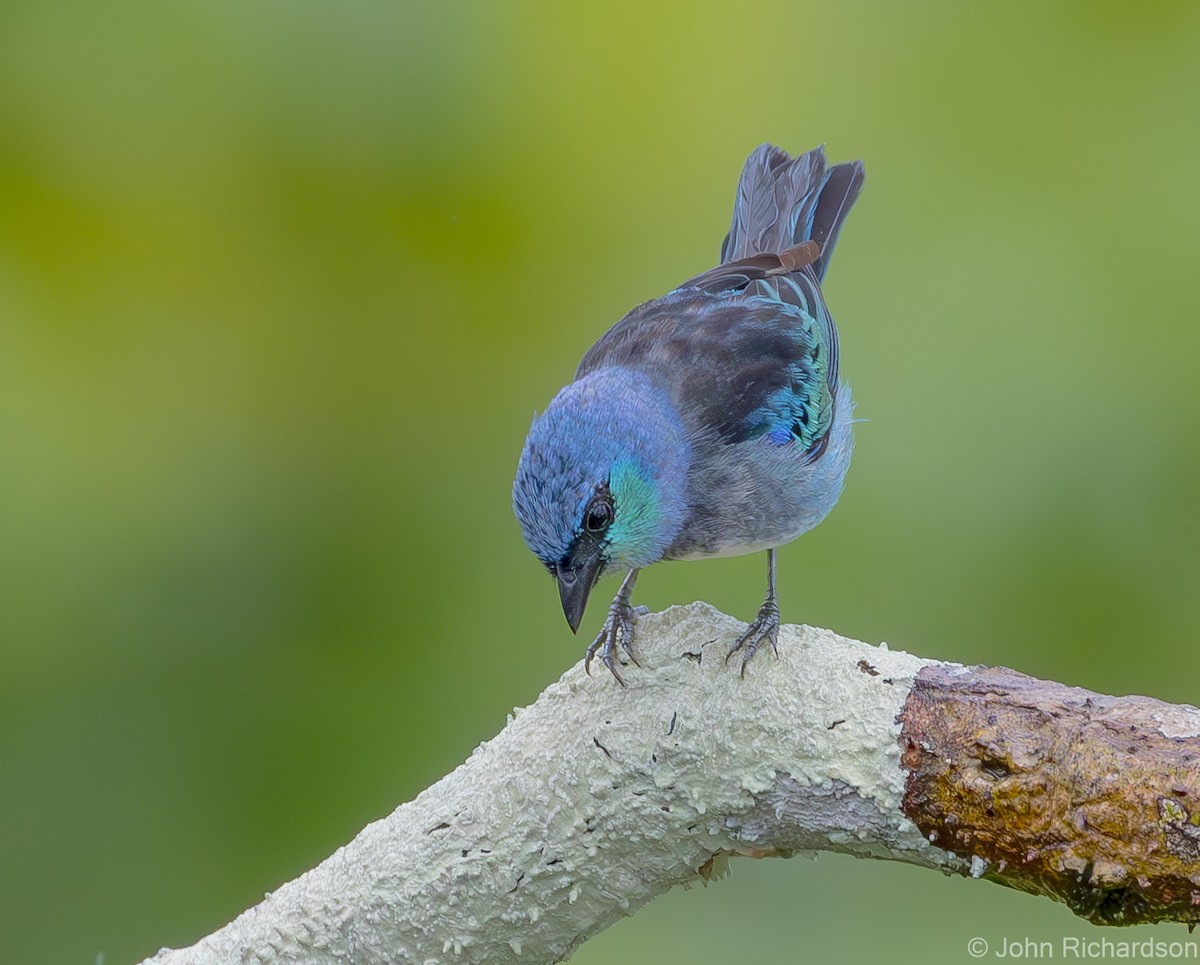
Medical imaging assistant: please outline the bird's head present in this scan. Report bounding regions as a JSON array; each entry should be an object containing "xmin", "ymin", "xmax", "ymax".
[{"xmin": 512, "ymin": 368, "xmax": 690, "ymax": 633}]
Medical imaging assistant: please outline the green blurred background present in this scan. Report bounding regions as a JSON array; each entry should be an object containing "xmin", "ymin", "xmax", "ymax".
[{"xmin": 2, "ymin": 1, "xmax": 1198, "ymax": 962}]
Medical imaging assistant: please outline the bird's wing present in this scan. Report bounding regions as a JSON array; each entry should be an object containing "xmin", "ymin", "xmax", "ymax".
[
  {"xmin": 675, "ymin": 242, "xmax": 840, "ymax": 401},
  {"xmin": 577, "ymin": 289, "xmax": 836, "ymax": 457}
]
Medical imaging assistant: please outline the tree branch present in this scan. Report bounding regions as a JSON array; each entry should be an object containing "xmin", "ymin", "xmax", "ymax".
[{"xmin": 140, "ymin": 603, "xmax": 1200, "ymax": 964}]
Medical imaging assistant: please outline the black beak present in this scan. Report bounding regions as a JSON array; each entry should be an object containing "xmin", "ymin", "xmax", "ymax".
[{"xmin": 555, "ymin": 545, "xmax": 605, "ymax": 634}]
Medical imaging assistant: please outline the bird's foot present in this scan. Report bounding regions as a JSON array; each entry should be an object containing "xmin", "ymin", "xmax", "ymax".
[
  {"xmin": 726, "ymin": 598, "xmax": 780, "ymax": 676},
  {"xmin": 584, "ymin": 596, "xmax": 641, "ymax": 685}
]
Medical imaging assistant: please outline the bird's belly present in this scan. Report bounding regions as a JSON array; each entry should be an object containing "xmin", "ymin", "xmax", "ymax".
[
  {"xmin": 666, "ymin": 393, "xmax": 854, "ymax": 562},
  {"xmin": 666, "ymin": 505, "xmax": 823, "ymax": 560},
  {"xmin": 663, "ymin": 455, "xmax": 839, "ymax": 559},
  {"xmin": 669, "ymin": 533, "xmax": 793, "ymax": 561}
]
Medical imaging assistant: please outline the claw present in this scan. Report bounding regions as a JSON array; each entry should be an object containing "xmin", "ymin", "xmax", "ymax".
[
  {"xmin": 584, "ymin": 598, "xmax": 638, "ymax": 685},
  {"xmin": 727, "ymin": 547, "xmax": 782, "ymax": 676},
  {"xmin": 583, "ymin": 569, "xmax": 640, "ymax": 684},
  {"xmin": 726, "ymin": 598, "xmax": 780, "ymax": 675}
]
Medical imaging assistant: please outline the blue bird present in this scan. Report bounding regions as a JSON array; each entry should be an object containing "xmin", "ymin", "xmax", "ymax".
[{"xmin": 512, "ymin": 144, "xmax": 865, "ymax": 681}]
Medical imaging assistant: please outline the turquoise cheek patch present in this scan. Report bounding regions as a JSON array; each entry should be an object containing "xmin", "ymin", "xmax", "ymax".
[{"xmin": 606, "ymin": 458, "xmax": 663, "ymax": 568}]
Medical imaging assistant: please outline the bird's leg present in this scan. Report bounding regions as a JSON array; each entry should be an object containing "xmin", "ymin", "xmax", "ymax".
[
  {"xmin": 584, "ymin": 568, "xmax": 640, "ymax": 684},
  {"xmin": 727, "ymin": 548, "xmax": 780, "ymax": 675}
]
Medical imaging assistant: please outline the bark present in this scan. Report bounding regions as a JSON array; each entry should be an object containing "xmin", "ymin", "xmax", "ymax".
[
  {"xmin": 140, "ymin": 603, "xmax": 1200, "ymax": 965},
  {"xmin": 900, "ymin": 663, "xmax": 1200, "ymax": 924}
]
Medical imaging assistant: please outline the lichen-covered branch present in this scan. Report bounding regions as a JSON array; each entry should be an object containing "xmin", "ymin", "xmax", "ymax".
[{"xmin": 140, "ymin": 603, "xmax": 1200, "ymax": 965}]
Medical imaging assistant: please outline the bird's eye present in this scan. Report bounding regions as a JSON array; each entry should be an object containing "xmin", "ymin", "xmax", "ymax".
[{"xmin": 583, "ymin": 497, "xmax": 614, "ymax": 533}]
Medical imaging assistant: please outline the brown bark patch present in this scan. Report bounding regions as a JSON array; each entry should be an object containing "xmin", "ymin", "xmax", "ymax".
[{"xmin": 899, "ymin": 664, "xmax": 1200, "ymax": 926}]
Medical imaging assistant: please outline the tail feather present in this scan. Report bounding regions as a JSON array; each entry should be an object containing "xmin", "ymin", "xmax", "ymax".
[
  {"xmin": 720, "ymin": 144, "xmax": 864, "ymax": 281},
  {"xmin": 809, "ymin": 156, "xmax": 866, "ymax": 281}
]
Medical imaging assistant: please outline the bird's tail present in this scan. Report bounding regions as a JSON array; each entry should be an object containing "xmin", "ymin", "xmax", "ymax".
[{"xmin": 719, "ymin": 145, "xmax": 865, "ymax": 282}]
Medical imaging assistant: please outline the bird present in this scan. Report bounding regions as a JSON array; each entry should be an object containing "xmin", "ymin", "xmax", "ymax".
[{"xmin": 511, "ymin": 143, "xmax": 865, "ymax": 682}]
